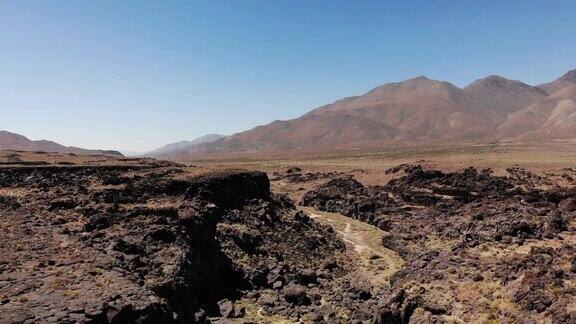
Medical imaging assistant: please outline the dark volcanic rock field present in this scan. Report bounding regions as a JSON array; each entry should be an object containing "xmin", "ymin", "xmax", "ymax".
[
  {"xmin": 2, "ymin": 157, "xmax": 576, "ymax": 323},
  {"xmin": 0, "ymin": 162, "xmax": 377, "ymax": 323},
  {"xmin": 302, "ymin": 165, "xmax": 576, "ymax": 322}
]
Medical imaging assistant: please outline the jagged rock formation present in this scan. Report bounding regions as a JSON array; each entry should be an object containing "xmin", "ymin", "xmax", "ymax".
[
  {"xmin": 0, "ymin": 166, "xmax": 269, "ymax": 322},
  {"xmin": 0, "ymin": 160, "xmax": 381, "ymax": 323},
  {"xmin": 302, "ymin": 165, "xmax": 576, "ymax": 322}
]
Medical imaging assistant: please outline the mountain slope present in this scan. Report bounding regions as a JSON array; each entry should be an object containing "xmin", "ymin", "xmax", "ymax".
[
  {"xmin": 200, "ymin": 77, "xmax": 501, "ymax": 153},
  {"xmin": 204, "ymin": 114, "xmax": 401, "ymax": 153},
  {"xmin": 538, "ymin": 69, "xmax": 576, "ymax": 94},
  {"xmin": 147, "ymin": 134, "xmax": 224, "ymax": 158},
  {"xmin": 463, "ymin": 75, "xmax": 548, "ymax": 117},
  {"xmin": 309, "ymin": 76, "xmax": 502, "ymax": 139},
  {"xmin": 0, "ymin": 131, "xmax": 123, "ymax": 156},
  {"xmin": 501, "ymin": 84, "xmax": 576, "ymax": 140}
]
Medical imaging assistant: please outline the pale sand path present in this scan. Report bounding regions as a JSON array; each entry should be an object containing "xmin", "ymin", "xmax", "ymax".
[{"xmin": 300, "ymin": 206, "xmax": 404, "ymax": 285}]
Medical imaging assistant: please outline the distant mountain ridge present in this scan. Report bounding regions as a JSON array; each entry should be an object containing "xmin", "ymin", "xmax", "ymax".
[
  {"xmin": 0, "ymin": 131, "xmax": 123, "ymax": 156},
  {"xmin": 161, "ymin": 68, "xmax": 574, "ymax": 158},
  {"xmin": 146, "ymin": 134, "xmax": 224, "ymax": 158}
]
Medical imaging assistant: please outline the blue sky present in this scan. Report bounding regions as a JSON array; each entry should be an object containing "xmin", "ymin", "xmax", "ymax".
[{"xmin": 1, "ymin": 0, "xmax": 575, "ymax": 151}]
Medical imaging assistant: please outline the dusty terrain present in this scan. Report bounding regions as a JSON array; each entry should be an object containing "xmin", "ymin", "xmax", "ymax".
[
  {"xmin": 190, "ymin": 143, "xmax": 576, "ymax": 200},
  {"xmin": 2, "ymin": 144, "xmax": 576, "ymax": 323}
]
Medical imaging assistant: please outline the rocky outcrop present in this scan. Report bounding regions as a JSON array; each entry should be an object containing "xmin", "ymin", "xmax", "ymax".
[
  {"xmin": 0, "ymin": 163, "xmax": 333, "ymax": 323},
  {"xmin": 0, "ymin": 161, "xmax": 376, "ymax": 323},
  {"xmin": 7, "ymin": 156, "xmax": 576, "ymax": 322},
  {"xmin": 302, "ymin": 165, "xmax": 576, "ymax": 322},
  {"xmin": 301, "ymin": 166, "xmax": 570, "ymax": 244},
  {"xmin": 269, "ymin": 167, "xmax": 344, "ymax": 183}
]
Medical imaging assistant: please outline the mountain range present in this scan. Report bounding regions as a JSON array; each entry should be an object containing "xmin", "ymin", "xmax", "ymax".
[
  {"xmin": 158, "ymin": 69, "xmax": 576, "ymax": 158},
  {"xmin": 4, "ymin": 69, "xmax": 576, "ymax": 159},
  {"xmin": 0, "ymin": 131, "xmax": 123, "ymax": 156}
]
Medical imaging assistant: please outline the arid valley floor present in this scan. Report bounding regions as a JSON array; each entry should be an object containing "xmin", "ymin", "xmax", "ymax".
[{"xmin": 2, "ymin": 144, "xmax": 576, "ymax": 323}]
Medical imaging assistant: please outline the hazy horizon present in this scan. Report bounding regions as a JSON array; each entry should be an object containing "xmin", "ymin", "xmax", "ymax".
[{"xmin": 2, "ymin": 0, "xmax": 576, "ymax": 151}]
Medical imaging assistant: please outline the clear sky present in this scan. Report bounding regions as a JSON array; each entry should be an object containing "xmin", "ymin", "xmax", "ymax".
[{"xmin": 1, "ymin": 0, "xmax": 575, "ymax": 152}]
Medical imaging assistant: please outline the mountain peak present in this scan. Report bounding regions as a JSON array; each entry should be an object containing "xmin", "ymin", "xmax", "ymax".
[
  {"xmin": 401, "ymin": 75, "xmax": 451, "ymax": 86},
  {"xmin": 484, "ymin": 75, "xmax": 511, "ymax": 83},
  {"xmin": 484, "ymin": 74, "xmax": 506, "ymax": 80},
  {"xmin": 559, "ymin": 69, "xmax": 576, "ymax": 82},
  {"xmin": 538, "ymin": 69, "xmax": 576, "ymax": 94},
  {"xmin": 466, "ymin": 74, "xmax": 550, "ymax": 95},
  {"xmin": 464, "ymin": 75, "xmax": 547, "ymax": 116},
  {"xmin": 0, "ymin": 130, "xmax": 27, "ymax": 138},
  {"xmin": 373, "ymin": 75, "xmax": 450, "ymax": 90},
  {"xmin": 409, "ymin": 75, "xmax": 430, "ymax": 81},
  {"xmin": 468, "ymin": 75, "xmax": 524, "ymax": 88}
]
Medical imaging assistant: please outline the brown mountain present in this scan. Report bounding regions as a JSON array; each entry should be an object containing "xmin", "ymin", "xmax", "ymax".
[
  {"xmin": 499, "ymin": 84, "xmax": 576, "ymax": 140},
  {"xmin": 0, "ymin": 131, "xmax": 123, "ymax": 156},
  {"xmin": 463, "ymin": 75, "xmax": 547, "ymax": 117},
  {"xmin": 538, "ymin": 69, "xmax": 576, "ymax": 94},
  {"xmin": 309, "ymin": 76, "xmax": 501, "ymax": 139},
  {"xmin": 205, "ymin": 114, "xmax": 401, "ymax": 153},
  {"xmin": 160, "ymin": 69, "xmax": 576, "ymax": 158},
  {"xmin": 203, "ymin": 77, "xmax": 502, "ymax": 154}
]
